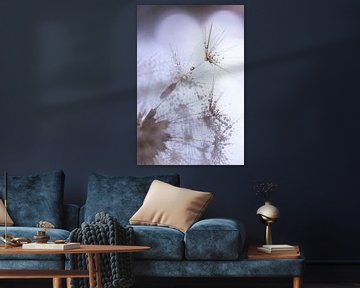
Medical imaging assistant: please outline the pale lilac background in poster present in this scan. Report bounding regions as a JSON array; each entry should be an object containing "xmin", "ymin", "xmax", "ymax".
[{"xmin": 137, "ymin": 5, "xmax": 244, "ymax": 165}]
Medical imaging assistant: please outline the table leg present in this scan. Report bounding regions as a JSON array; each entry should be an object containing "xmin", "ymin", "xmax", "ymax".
[
  {"xmin": 52, "ymin": 278, "xmax": 62, "ymax": 288},
  {"xmin": 293, "ymin": 276, "xmax": 302, "ymax": 288},
  {"xmin": 88, "ymin": 253, "xmax": 95, "ymax": 288},
  {"xmin": 95, "ymin": 253, "xmax": 102, "ymax": 288},
  {"xmin": 66, "ymin": 277, "xmax": 72, "ymax": 288}
]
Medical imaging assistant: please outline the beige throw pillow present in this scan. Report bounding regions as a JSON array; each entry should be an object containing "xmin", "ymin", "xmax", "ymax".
[
  {"xmin": 0, "ymin": 199, "xmax": 14, "ymax": 226},
  {"xmin": 130, "ymin": 180, "xmax": 213, "ymax": 233}
]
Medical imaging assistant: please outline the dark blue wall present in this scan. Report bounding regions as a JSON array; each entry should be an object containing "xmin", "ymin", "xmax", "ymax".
[{"xmin": 1, "ymin": 0, "xmax": 359, "ymax": 262}]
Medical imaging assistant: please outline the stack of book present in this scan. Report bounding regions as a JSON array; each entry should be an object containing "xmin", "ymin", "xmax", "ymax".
[
  {"xmin": 257, "ymin": 244, "xmax": 299, "ymax": 254},
  {"xmin": 248, "ymin": 244, "xmax": 300, "ymax": 259},
  {"xmin": 22, "ymin": 242, "xmax": 80, "ymax": 250}
]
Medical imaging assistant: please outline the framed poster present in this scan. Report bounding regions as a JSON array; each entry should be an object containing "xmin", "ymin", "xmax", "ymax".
[{"xmin": 137, "ymin": 5, "xmax": 244, "ymax": 165}]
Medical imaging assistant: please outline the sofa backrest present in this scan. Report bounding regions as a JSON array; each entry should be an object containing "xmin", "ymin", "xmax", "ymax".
[
  {"xmin": 82, "ymin": 173, "xmax": 180, "ymax": 226},
  {"xmin": 0, "ymin": 170, "xmax": 65, "ymax": 228},
  {"xmin": 63, "ymin": 203, "xmax": 80, "ymax": 231}
]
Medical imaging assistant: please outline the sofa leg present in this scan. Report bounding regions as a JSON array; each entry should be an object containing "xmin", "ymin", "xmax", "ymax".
[
  {"xmin": 53, "ymin": 278, "xmax": 62, "ymax": 288},
  {"xmin": 293, "ymin": 276, "xmax": 302, "ymax": 288}
]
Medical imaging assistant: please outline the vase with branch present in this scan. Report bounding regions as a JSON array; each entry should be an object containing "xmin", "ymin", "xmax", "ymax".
[{"xmin": 254, "ymin": 181, "xmax": 280, "ymax": 245}]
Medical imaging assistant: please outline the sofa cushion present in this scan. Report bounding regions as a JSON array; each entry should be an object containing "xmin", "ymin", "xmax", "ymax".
[
  {"xmin": 84, "ymin": 173, "xmax": 180, "ymax": 225},
  {"xmin": 130, "ymin": 225, "xmax": 184, "ymax": 260},
  {"xmin": 184, "ymin": 218, "xmax": 245, "ymax": 260},
  {"xmin": 0, "ymin": 199, "xmax": 14, "ymax": 226},
  {"xmin": 0, "ymin": 227, "xmax": 70, "ymax": 261},
  {"xmin": 0, "ymin": 171, "xmax": 65, "ymax": 227},
  {"xmin": 130, "ymin": 180, "xmax": 213, "ymax": 233}
]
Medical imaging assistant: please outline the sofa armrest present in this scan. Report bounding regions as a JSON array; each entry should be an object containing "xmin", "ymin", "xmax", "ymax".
[
  {"xmin": 184, "ymin": 218, "xmax": 245, "ymax": 260},
  {"xmin": 63, "ymin": 204, "xmax": 80, "ymax": 231}
]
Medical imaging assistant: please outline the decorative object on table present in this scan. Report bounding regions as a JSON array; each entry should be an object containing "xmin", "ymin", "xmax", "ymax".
[
  {"xmin": 0, "ymin": 234, "xmax": 31, "ymax": 247},
  {"xmin": 34, "ymin": 220, "xmax": 55, "ymax": 243},
  {"xmin": 33, "ymin": 230, "xmax": 50, "ymax": 243},
  {"xmin": 54, "ymin": 239, "xmax": 66, "ymax": 244},
  {"xmin": 37, "ymin": 220, "xmax": 55, "ymax": 232},
  {"xmin": 254, "ymin": 181, "xmax": 280, "ymax": 245}
]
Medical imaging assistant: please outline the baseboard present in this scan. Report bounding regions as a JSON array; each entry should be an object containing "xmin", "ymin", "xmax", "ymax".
[
  {"xmin": 136, "ymin": 277, "xmax": 295, "ymax": 288},
  {"xmin": 305, "ymin": 261, "xmax": 360, "ymax": 282}
]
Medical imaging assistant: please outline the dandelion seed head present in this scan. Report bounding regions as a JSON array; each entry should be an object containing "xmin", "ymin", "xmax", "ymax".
[
  {"xmin": 137, "ymin": 109, "xmax": 171, "ymax": 165},
  {"xmin": 137, "ymin": 5, "xmax": 244, "ymax": 165}
]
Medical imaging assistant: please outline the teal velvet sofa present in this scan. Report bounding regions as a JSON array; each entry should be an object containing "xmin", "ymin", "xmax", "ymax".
[
  {"xmin": 80, "ymin": 173, "xmax": 304, "ymax": 284},
  {"xmin": 0, "ymin": 171, "xmax": 303, "ymax": 285},
  {"xmin": 0, "ymin": 170, "xmax": 79, "ymax": 270}
]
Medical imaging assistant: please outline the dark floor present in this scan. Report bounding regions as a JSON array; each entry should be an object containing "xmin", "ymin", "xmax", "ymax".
[
  {"xmin": 2, "ymin": 279, "xmax": 360, "ymax": 288},
  {"xmin": 307, "ymin": 283, "xmax": 360, "ymax": 288}
]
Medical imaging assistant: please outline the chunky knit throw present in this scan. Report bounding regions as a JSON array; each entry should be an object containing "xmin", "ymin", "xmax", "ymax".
[{"xmin": 68, "ymin": 212, "xmax": 134, "ymax": 288}]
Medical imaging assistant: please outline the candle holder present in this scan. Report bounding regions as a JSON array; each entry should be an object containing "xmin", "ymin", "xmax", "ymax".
[
  {"xmin": 33, "ymin": 231, "xmax": 50, "ymax": 243},
  {"xmin": 34, "ymin": 220, "xmax": 54, "ymax": 243}
]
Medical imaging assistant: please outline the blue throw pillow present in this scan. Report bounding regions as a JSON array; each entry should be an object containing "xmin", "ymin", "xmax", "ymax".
[
  {"xmin": 0, "ymin": 170, "xmax": 65, "ymax": 227},
  {"xmin": 84, "ymin": 173, "xmax": 180, "ymax": 225}
]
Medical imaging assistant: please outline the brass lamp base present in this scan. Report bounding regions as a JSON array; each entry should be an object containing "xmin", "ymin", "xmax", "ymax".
[{"xmin": 265, "ymin": 223, "xmax": 272, "ymax": 245}]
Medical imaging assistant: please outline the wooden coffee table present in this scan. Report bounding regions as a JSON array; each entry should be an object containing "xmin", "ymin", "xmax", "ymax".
[{"xmin": 0, "ymin": 244, "xmax": 150, "ymax": 288}]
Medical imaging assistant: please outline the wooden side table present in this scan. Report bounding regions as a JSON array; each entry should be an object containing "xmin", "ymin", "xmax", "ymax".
[
  {"xmin": 247, "ymin": 245, "xmax": 303, "ymax": 288},
  {"xmin": 0, "ymin": 244, "xmax": 150, "ymax": 288}
]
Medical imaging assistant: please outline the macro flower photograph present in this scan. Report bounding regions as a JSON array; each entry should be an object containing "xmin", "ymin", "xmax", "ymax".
[{"xmin": 137, "ymin": 5, "xmax": 244, "ymax": 165}]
